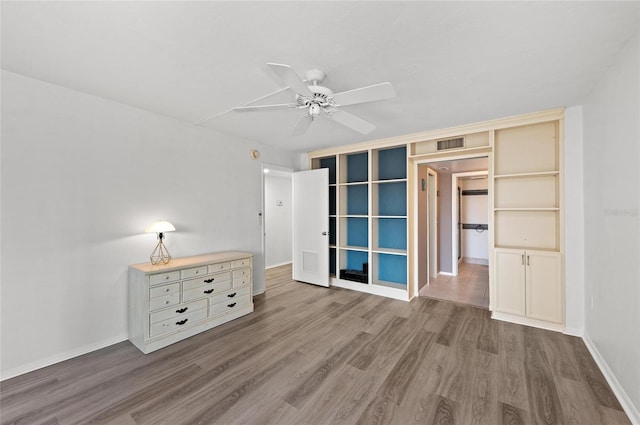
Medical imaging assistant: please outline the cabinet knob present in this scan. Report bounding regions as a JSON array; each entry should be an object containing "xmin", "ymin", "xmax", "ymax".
[
  {"xmin": 227, "ymin": 293, "xmax": 237, "ymax": 298},
  {"xmin": 204, "ymin": 278, "xmax": 215, "ymax": 283},
  {"xmin": 165, "ymin": 300, "xmax": 170, "ymax": 305},
  {"xmin": 228, "ymin": 302, "xmax": 236, "ymax": 308},
  {"xmin": 204, "ymin": 289, "xmax": 214, "ymax": 294},
  {"xmin": 176, "ymin": 319, "xmax": 188, "ymax": 326},
  {"xmin": 176, "ymin": 307, "xmax": 188, "ymax": 313}
]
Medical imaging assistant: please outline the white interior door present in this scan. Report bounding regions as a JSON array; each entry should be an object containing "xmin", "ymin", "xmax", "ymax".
[{"xmin": 293, "ymin": 169, "xmax": 329, "ymax": 287}]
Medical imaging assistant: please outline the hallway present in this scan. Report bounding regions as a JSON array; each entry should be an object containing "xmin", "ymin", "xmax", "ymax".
[{"xmin": 419, "ymin": 262, "xmax": 489, "ymax": 309}]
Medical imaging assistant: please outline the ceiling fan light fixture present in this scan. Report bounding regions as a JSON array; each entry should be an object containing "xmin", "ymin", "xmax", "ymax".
[{"xmin": 309, "ymin": 104, "xmax": 321, "ymax": 117}]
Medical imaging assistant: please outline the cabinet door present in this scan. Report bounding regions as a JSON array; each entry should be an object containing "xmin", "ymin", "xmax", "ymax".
[
  {"xmin": 525, "ymin": 251, "xmax": 562, "ymax": 323},
  {"xmin": 494, "ymin": 249, "xmax": 526, "ymax": 316}
]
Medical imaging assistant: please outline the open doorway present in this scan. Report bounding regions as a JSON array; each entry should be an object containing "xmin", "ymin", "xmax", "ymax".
[
  {"xmin": 262, "ymin": 164, "xmax": 293, "ymax": 291},
  {"xmin": 416, "ymin": 157, "xmax": 490, "ymax": 309}
]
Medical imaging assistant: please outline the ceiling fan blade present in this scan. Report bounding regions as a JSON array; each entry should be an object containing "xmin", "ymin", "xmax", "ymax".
[
  {"xmin": 267, "ymin": 63, "xmax": 313, "ymax": 97},
  {"xmin": 332, "ymin": 82, "xmax": 396, "ymax": 106},
  {"xmin": 329, "ymin": 109, "xmax": 376, "ymax": 134},
  {"xmin": 291, "ymin": 113, "xmax": 313, "ymax": 136},
  {"xmin": 233, "ymin": 103, "xmax": 298, "ymax": 112}
]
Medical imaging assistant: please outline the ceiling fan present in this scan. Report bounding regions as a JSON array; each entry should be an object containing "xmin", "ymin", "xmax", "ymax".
[{"xmin": 233, "ymin": 63, "xmax": 396, "ymax": 135}]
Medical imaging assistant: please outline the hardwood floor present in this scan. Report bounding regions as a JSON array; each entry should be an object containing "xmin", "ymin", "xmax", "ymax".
[
  {"xmin": 1, "ymin": 266, "xmax": 630, "ymax": 425},
  {"xmin": 419, "ymin": 262, "xmax": 489, "ymax": 309}
]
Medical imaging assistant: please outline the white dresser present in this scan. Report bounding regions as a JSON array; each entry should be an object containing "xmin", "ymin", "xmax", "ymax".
[{"xmin": 128, "ymin": 251, "xmax": 253, "ymax": 354}]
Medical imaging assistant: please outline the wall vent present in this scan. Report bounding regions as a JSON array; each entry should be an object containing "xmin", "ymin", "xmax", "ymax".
[{"xmin": 437, "ymin": 137, "xmax": 465, "ymax": 151}]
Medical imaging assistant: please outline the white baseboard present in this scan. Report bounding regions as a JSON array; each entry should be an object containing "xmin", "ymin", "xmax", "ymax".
[
  {"xmin": 1, "ymin": 333, "xmax": 128, "ymax": 381},
  {"xmin": 563, "ymin": 326, "xmax": 584, "ymax": 337},
  {"xmin": 438, "ymin": 271, "xmax": 455, "ymax": 276},
  {"xmin": 266, "ymin": 261, "xmax": 292, "ymax": 269},
  {"xmin": 582, "ymin": 334, "xmax": 640, "ymax": 425}
]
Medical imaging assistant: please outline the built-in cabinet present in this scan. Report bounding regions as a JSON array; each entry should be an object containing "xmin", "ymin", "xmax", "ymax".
[
  {"xmin": 494, "ymin": 248, "xmax": 562, "ymax": 323},
  {"xmin": 492, "ymin": 120, "xmax": 563, "ymax": 327},
  {"xmin": 307, "ymin": 109, "xmax": 565, "ymax": 331},
  {"xmin": 312, "ymin": 145, "xmax": 408, "ymax": 300}
]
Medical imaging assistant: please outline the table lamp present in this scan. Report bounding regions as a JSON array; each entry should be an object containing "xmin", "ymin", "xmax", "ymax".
[{"xmin": 146, "ymin": 220, "xmax": 175, "ymax": 265}]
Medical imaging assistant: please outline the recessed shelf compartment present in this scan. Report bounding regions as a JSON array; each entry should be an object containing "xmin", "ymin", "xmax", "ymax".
[
  {"xmin": 372, "ymin": 181, "xmax": 407, "ymax": 216},
  {"xmin": 372, "ymin": 253, "xmax": 407, "ymax": 287},
  {"xmin": 494, "ymin": 174, "xmax": 558, "ymax": 209},
  {"xmin": 494, "ymin": 210, "xmax": 558, "ymax": 250},
  {"xmin": 339, "ymin": 249, "xmax": 369, "ymax": 284},
  {"xmin": 372, "ymin": 217, "xmax": 407, "ymax": 252},
  {"xmin": 339, "ymin": 217, "xmax": 368, "ymax": 249},
  {"xmin": 340, "ymin": 183, "xmax": 368, "ymax": 215},
  {"xmin": 494, "ymin": 122, "xmax": 558, "ymax": 175},
  {"xmin": 340, "ymin": 151, "xmax": 368, "ymax": 183},
  {"xmin": 373, "ymin": 146, "xmax": 407, "ymax": 180}
]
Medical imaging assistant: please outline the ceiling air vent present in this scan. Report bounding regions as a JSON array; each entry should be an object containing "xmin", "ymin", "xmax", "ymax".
[{"xmin": 437, "ymin": 137, "xmax": 464, "ymax": 151}]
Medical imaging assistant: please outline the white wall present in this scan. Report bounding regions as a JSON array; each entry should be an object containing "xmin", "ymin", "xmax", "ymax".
[
  {"xmin": 264, "ymin": 174, "xmax": 292, "ymax": 268},
  {"xmin": 0, "ymin": 71, "xmax": 299, "ymax": 379},
  {"xmin": 438, "ymin": 173, "xmax": 453, "ymax": 273},
  {"xmin": 563, "ymin": 106, "xmax": 585, "ymax": 336},
  {"xmin": 582, "ymin": 31, "xmax": 639, "ymax": 421}
]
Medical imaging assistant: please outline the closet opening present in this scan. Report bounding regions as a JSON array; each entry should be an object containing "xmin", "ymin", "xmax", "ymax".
[{"xmin": 414, "ymin": 156, "xmax": 490, "ymax": 309}]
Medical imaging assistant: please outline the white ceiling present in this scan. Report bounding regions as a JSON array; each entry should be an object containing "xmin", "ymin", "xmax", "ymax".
[{"xmin": 2, "ymin": 2, "xmax": 638, "ymax": 153}]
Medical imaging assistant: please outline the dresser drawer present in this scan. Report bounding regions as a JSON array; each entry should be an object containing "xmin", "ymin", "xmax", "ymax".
[
  {"xmin": 183, "ymin": 280, "xmax": 232, "ymax": 302},
  {"xmin": 149, "ymin": 299, "xmax": 207, "ymax": 324},
  {"xmin": 183, "ymin": 272, "xmax": 231, "ymax": 291},
  {"xmin": 208, "ymin": 262, "xmax": 231, "ymax": 273},
  {"xmin": 232, "ymin": 258, "xmax": 252, "ymax": 269},
  {"xmin": 209, "ymin": 294, "xmax": 251, "ymax": 316},
  {"xmin": 181, "ymin": 266, "xmax": 208, "ymax": 279},
  {"xmin": 149, "ymin": 282, "xmax": 180, "ymax": 299},
  {"xmin": 149, "ymin": 293, "xmax": 180, "ymax": 312},
  {"xmin": 232, "ymin": 268, "xmax": 251, "ymax": 280},
  {"xmin": 150, "ymin": 308, "xmax": 207, "ymax": 338},
  {"xmin": 210, "ymin": 285, "xmax": 251, "ymax": 306},
  {"xmin": 233, "ymin": 274, "xmax": 252, "ymax": 287},
  {"xmin": 149, "ymin": 271, "xmax": 181, "ymax": 286}
]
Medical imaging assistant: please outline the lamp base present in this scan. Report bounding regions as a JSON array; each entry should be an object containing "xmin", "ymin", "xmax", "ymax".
[{"xmin": 150, "ymin": 240, "xmax": 172, "ymax": 265}]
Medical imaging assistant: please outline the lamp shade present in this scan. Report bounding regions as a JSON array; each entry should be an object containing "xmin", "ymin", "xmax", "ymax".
[{"xmin": 145, "ymin": 220, "xmax": 175, "ymax": 233}]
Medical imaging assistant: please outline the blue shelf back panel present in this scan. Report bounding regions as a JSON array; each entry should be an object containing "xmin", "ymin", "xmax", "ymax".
[
  {"xmin": 320, "ymin": 157, "xmax": 337, "ymax": 184},
  {"xmin": 347, "ymin": 250, "xmax": 368, "ymax": 271},
  {"xmin": 378, "ymin": 254, "xmax": 407, "ymax": 285},
  {"xmin": 347, "ymin": 217, "xmax": 368, "ymax": 247},
  {"xmin": 347, "ymin": 185, "xmax": 368, "ymax": 215},
  {"xmin": 378, "ymin": 182, "xmax": 407, "ymax": 216},
  {"xmin": 378, "ymin": 218, "xmax": 407, "ymax": 250},
  {"xmin": 329, "ymin": 217, "xmax": 336, "ymax": 245},
  {"xmin": 347, "ymin": 152, "xmax": 368, "ymax": 183},
  {"xmin": 329, "ymin": 248, "xmax": 336, "ymax": 274},
  {"xmin": 378, "ymin": 146, "xmax": 406, "ymax": 180},
  {"xmin": 329, "ymin": 186, "xmax": 336, "ymax": 215}
]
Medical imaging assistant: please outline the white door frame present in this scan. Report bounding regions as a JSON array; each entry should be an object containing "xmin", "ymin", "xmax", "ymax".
[
  {"xmin": 411, "ymin": 153, "xmax": 490, "ymax": 298},
  {"xmin": 451, "ymin": 170, "xmax": 488, "ymax": 276}
]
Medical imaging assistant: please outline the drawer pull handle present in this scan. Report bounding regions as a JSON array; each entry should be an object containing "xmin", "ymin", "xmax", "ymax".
[
  {"xmin": 204, "ymin": 289, "xmax": 214, "ymax": 294},
  {"xmin": 227, "ymin": 293, "xmax": 237, "ymax": 298},
  {"xmin": 228, "ymin": 303, "xmax": 236, "ymax": 308},
  {"xmin": 204, "ymin": 278, "xmax": 215, "ymax": 283},
  {"xmin": 176, "ymin": 307, "xmax": 188, "ymax": 313},
  {"xmin": 176, "ymin": 319, "xmax": 188, "ymax": 326}
]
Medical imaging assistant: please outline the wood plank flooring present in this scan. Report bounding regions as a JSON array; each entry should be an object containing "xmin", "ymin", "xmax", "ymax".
[
  {"xmin": 1, "ymin": 264, "xmax": 630, "ymax": 425},
  {"xmin": 419, "ymin": 262, "xmax": 489, "ymax": 309}
]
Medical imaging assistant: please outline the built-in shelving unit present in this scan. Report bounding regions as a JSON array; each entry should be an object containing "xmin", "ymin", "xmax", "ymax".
[
  {"xmin": 492, "ymin": 120, "xmax": 564, "ymax": 327},
  {"xmin": 311, "ymin": 145, "xmax": 408, "ymax": 300}
]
